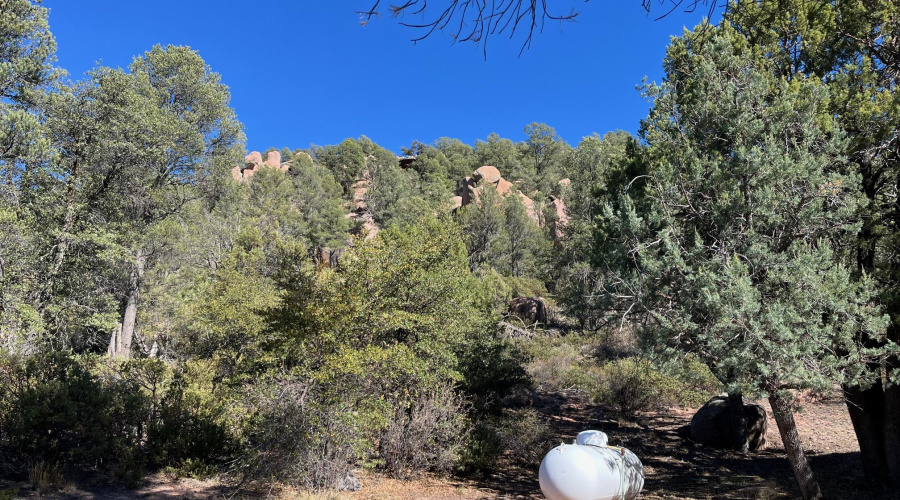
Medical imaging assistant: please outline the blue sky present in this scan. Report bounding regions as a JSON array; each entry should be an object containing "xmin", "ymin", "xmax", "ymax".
[{"xmin": 42, "ymin": 1, "xmax": 707, "ymax": 154}]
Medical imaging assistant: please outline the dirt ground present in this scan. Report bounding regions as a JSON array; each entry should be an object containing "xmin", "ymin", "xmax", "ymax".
[{"xmin": 2, "ymin": 390, "xmax": 892, "ymax": 500}]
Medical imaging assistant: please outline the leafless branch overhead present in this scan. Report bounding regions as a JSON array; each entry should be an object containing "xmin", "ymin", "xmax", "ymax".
[{"xmin": 359, "ymin": 1, "xmax": 728, "ymax": 56}]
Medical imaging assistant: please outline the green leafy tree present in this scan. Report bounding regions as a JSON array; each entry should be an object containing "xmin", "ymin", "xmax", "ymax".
[
  {"xmin": 458, "ymin": 184, "xmax": 507, "ymax": 271},
  {"xmin": 503, "ymin": 193, "xmax": 546, "ymax": 278},
  {"xmin": 555, "ymin": 131, "xmax": 634, "ymax": 330},
  {"xmin": 475, "ymin": 133, "xmax": 526, "ymax": 184},
  {"xmin": 521, "ymin": 122, "xmax": 571, "ymax": 193},
  {"xmin": 291, "ymin": 158, "xmax": 350, "ymax": 250},
  {"xmin": 0, "ymin": 0, "xmax": 57, "ymax": 352},
  {"xmin": 599, "ymin": 26, "xmax": 890, "ymax": 499},
  {"xmin": 434, "ymin": 137, "xmax": 478, "ymax": 180},
  {"xmin": 317, "ymin": 138, "xmax": 366, "ymax": 194},
  {"xmin": 38, "ymin": 45, "xmax": 244, "ymax": 355}
]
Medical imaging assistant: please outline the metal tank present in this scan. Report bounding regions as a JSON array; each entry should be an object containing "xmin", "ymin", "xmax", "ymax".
[{"xmin": 538, "ymin": 430, "xmax": 644, "ymax": 500}]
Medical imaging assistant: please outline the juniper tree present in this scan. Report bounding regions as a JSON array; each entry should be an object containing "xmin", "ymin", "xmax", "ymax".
[{"xmin": 599, "ymin": 26, "xmax": 892, "ymax": 499}]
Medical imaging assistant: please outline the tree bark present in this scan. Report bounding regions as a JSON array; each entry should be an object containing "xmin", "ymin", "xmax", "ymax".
[
  {"xmin": 728, "ymin": 391, "xmax": 749, "ymax": 453},
  {"xmin": 108, "ymin": 248, "xmax": 145, "ymax": 357},
  {"xmin": 769, "ymin": 392, "xmax": 824, "ymax": 500},
  {"xmin": 884, "ymin": 382, "xmax": 900, "ymax": 484},
  {"xmin": 844, "ymin": 381, "xmax": 888, "ymax": 483}
]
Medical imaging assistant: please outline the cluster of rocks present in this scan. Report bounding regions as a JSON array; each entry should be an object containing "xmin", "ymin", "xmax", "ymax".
[
  {"xmin": 452, "ymin": 166, "xmax": 539, "ymax": 222},
  {"xmin": 230, "ymin": 156, "xmax": 571, "ymax": 242},
  {"xmin": 232, "ymin": 150, "xmax": 289, "ymax": 181},
  {"xmin": 346, "ymin": 174, "xmax": 379, "ymax": 240},
  {"xmin": 451, "ymin": 165, "xmax": 570, "ymax": 238}
]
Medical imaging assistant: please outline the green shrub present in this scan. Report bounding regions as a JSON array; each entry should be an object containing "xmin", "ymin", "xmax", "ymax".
[
  {"xmin": 591, "ymin": 356, "xmax": 722, "ymax": 419},
  {"xmin": 593, "ymin": 357, "xmax": 666, "ymax": 420},
  {"xmin": 460, "ymin": 408, "xmax": 553, "ymax": 474},
  {"xmin": 0, "ymin": 352, "xmax": 125, "ymax": 472},
  {"xmin": 457, "ymin": 333, "xmax": 530, "ymax": 415},
  {"xmin": 0, "ymin": 352, "xmax": 237, "ymax": 481}
]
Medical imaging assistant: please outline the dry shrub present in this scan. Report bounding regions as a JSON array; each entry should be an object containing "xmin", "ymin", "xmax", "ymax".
[
  {"xmin": 378, "ymin": 381, "xmax": 468, "ymax": 478},
  {"xmin": 589, "ymin": 325, "xmax": 640, "ymax": 361},
  {"xmin": 239, "ymin": 379, "xmax": 359, "ymax": 492},
  {"xmin": 493, "ymin": 408, "xmax": 554, "ymax": 467},
  {"xmin": 523, "ymin": 336, "xmax": 581, "ymax": 391},
  {"xmin": 594, "ymin": 357, "xmax": 665, "ymax": 420},
  {"xmin": 28, "ymin": 462, "xmax": 61, "ymax": 495},
  {"xmin": 592, "ymin": 356, "xmax": 721, "ymax": 419}
]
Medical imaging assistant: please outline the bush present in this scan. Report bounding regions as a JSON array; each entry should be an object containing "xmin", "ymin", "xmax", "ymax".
[
  {"xmin": 239, "ymin": 378, "xmax": 361, "ymax": 491},
  {"xmin": 457, "ymin": 333, "xmax": 530, "ymax": 415},
  {"xmin": 460, "ymin": 408, "xmax": 553, "ymax": 474},
  {"xmin": 592, "ymin": 356, "xmax": 722, "ymax": 420},
  {"xmin": 593, "ymin": 357, "xmax": 666, "ymax": 420},
  {"xmin": 378, "ymin": 382, "xmax": 468, "ymax": 478},
  {"xmin": 0, "ymin": 352, "xmax": 237, "ymax": 481},
  {"xmin": 0, "ymin": 352, "xmax": 131, "ymax": 473}
]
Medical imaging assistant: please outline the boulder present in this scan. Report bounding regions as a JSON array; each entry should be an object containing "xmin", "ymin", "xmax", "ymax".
[
  {"xmin": 508, "ymin": 297, "xmax": 548, "ymax": 325},
  {"xmin": 690, "ymin": 395, "xmax": 767, "ymax": 452},
  {"xmin": 231, "ymin": 166, "xmax": 243, "ymax": 181},
  {"xmin": 244, "ymin": 151, "xmax": 263, "ymax": 168},
  {"xmin": 338, "ymin": 471, "xmax": 361, "ymax": 492},
  {"xmin": 265, "ymin": 150, "xmax": 281, "ymax": 167},
  {"xmin": 473, "ymin": 165, "xmax": 502, "ymax": 184},
  {"xmin": 558, "ymin": 178, "xmax": 571, "ymax": 187},
  {"xmin": 496, "ymin": 177, "xmax": 514, "ymax": 195},
  {"xmin": 518, "ymin": 193, "xmax": 539, "ymax": 223},
  {"xmin": 451, "ymin": 196, "xmax": 463, "ymax": 209},
  {"xmin": 551, "ymin": 196, "xmax": 569, "ymax": 237}
]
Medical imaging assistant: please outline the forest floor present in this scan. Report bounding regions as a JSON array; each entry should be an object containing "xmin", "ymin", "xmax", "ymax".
[{"xmin": 3, "ymin": 388, "xmax": 894, "ymax": 500}]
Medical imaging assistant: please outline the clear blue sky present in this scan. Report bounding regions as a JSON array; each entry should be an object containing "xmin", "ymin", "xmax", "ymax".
[{"xmin": 41, "ymin": 1, "xmax": 708, "ymax": 154}]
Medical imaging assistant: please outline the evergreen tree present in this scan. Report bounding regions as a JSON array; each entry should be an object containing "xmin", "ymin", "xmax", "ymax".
[{"xmin": 598, "ymin": 26, "xmax": 891, "ymax": 499}]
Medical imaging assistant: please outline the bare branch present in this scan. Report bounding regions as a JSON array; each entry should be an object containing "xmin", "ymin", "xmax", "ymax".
[
  {"xmin": 359, "ymin": 1, "xmax": 730, "ymax": 55},
  {"xmin": 359, "ymin": 0, "xmax": 583, "ymax": 57}
]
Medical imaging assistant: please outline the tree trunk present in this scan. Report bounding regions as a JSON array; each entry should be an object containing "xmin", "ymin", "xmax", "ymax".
[
  {"xmin": 728, "ymin": 391, "xmax": 749, "ymax": 453},
  {"xmin": 884, "ymin": 382, "xmax": 900, "ymax": 484},
  {"xmin": 108, "ymin": 248, "xmax": 145, "ymax": 357},
  {"xmin": 844, "ymin": 381, "xmax": 888, "ymax": 483},
  {"xmin": 769, "ymin": 392, "xmax": 824, "ymax": 500}
]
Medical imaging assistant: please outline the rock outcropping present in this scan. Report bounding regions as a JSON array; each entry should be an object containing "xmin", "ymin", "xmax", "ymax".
[
  {"xmin": 345, "ymin": 173, "xmax": 379, "ymax": 240},
  {"xmin": 232, "ymin": 150, "xmax": 290, "ymax": 181},
  {"xmin": 453, "ymin": 166, "xmax": 539, "ymax": 222}
]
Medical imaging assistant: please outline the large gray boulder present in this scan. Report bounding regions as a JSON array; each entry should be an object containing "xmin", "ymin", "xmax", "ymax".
[{"xmin": 690, "ymin": 395, "xmax": 768, "ymax": 451}]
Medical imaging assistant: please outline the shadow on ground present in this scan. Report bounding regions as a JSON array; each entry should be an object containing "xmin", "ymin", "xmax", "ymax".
[{"xmin": 470, "ymin": 390, "xmax": 899, "ymax": 500}]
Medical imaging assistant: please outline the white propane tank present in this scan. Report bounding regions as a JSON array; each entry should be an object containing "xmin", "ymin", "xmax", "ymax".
[{"xmin": 538, "ymin": 430, "xmax": 644, "ymax": 500}]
